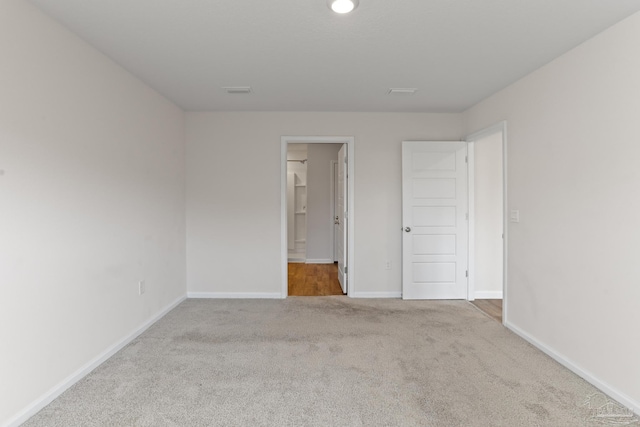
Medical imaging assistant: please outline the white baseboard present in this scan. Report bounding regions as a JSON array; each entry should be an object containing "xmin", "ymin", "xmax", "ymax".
[
  {"xmin": 351, "ymin": 291, "xmax": 402, "ymax": 299},
  {"xmin": 187, "ymin": 292, "xmax": 282, "ymax": 299},
  {"xmin": 474, "ymin": 291, "xmax": 503, "ymax": 299},
  {"xmin": 4, "ymin": 295, "xmax": 187, "ymax": 427},
  {"xmin": 506, "ymin": 321, "xmax": 640, "ymax": 416},
  {"xmin": 305, "ymin": 259, "xmax": 334, "ymax": 264}
]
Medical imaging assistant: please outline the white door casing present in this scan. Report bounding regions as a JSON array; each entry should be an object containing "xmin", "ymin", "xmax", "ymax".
[
  {"xmin": 337, "ymin": 144, "xmax": 347, "ymax": 293},
  {"xmin": 402, "ymin": 141, "xmax": 468, "ymax": 300}
]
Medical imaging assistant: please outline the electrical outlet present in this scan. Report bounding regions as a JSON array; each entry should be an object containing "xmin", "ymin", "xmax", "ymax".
[
  {"xmin": 385, "ymin": 260, "xmax": 392, "ymax": 270},
  {"xmin": 138, "ymin": 280, "xmax": 146, "ymax": 295}
]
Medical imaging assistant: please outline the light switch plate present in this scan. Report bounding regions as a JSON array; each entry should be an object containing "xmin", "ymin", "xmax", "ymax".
[{"xmin": 510, "ymin": 210, "xmax": 520, "ymax": 223}]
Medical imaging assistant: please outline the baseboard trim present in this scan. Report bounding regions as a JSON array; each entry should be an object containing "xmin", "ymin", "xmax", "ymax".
[
  {"xmin": 506, "ymin": 321, "xmax": 640, "ymax": 416},
  {"xmin": 304, "ymin": 259, "xmax": 334, "ymax": 264},
  {"xmin": 187, "ymin": 292, "xmax": 282, "ymax": 299},
  {"xmin": 474, "ymin": 291, "xmax": 503, "ymax": 299},
  {"xmin": 4, "ymin": 294, "xmax": 187, "ymax": 427},
  {"xmin": 351, "ymin": 291, "xmax": 402, "ymax": 299}
]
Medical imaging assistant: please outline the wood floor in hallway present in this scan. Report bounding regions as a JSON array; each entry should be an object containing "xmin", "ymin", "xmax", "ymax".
[
  {"xmin": 288, "ymin": 263, "xmax": 345, "ymax": 296},
  {"xmin": 471, "ymin": 299, "xmax": 503, "ymax": 323}
]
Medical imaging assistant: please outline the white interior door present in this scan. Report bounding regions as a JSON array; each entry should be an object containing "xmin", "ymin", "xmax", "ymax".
[
  {"xmin": 333, "ymin": 161, "xmax": 339, "ymax": 263},
  {"xmin": 337, "ymin": 144, "xmax": 347, "ymax": 293},
  {"xmin": 402, "ymin": 141, "xmax": 468, "ymax": 299}
]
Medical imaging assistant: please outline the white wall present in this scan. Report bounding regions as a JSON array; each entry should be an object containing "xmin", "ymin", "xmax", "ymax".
[
  {"xmin": 186, "ymin": 112, "xmax": 462, "ymax": 297},
  {"xmin": 473, "ymin": 133, "xmax": 503, "ymax": 298},
  {"xmin": 0, "ymin": 2, "xmax": 186, "ymax": 425},
  {"xmin": 306, "ymin": 143, "xmax": 341, "ymax": 262},
  {"xmin": 464, "ymin": 11, "xmax": 640, "ymax": 412}
]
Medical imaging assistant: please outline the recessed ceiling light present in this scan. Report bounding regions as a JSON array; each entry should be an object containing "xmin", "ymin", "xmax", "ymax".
[
  {"xmin": 223, "ymin": 86, "xmax": 252, "ymax": 94},
  {"xmin": 327, "ymin": 0, "xmax": 359, "ymax": 14},
  {"xmin": 388, "ymin": 88, "xmax": 418, "ymax": 95}
]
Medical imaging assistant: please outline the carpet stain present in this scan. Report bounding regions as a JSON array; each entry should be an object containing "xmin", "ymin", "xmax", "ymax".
[
  {"xmin": 542, "ymin": 382, "xmax": 578, "ymax": 405},
  {"xmin": 524, "ymin": 402, "xmax": 551, "ymax": 421},
  {"xmin": 329, "ymin": 344, "xmax": 343, "ymax": 353}
]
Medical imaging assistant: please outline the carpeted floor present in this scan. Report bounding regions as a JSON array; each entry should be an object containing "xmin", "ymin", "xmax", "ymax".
[{"xmin": 23, "ymin": 298, "xmax": 638, "ymax": 426}]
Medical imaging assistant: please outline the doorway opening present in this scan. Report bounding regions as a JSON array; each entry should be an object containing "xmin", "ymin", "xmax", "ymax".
[
  {"xmin": 466, "ymin": 122, "xmax": 508, "ymax": 324},
  {"xmin": 281, "ymin": 137, "xmax": 355, "ymax": 298}
]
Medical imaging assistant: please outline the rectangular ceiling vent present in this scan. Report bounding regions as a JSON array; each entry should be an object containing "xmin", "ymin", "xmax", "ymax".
[
  {"xmin": 223, "ymin": 86, "xmax": 252, "ymax": 94},
  {"xmin": 388, "ymin": 88, "xmax": 418, "ymax": 95}
]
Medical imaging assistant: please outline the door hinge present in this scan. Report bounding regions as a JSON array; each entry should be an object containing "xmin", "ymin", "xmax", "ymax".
[
  {"xmin": 465, "ymin": 270, "xmax": 468, "ymax": 278},
  {"xmin": 465, "ymin": 156, "xmax": 468, "ymax": 163},
  {"xmin": 345, "ymin": 266, "xmax": 348, "ymax": 274},
  {"xmin": 465, "ymin": 213, "xmax": 469, "ymax": 220}
]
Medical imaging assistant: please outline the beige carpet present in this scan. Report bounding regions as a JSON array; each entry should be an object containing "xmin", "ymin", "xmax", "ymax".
[{"xmin": 23, "ymin": 298, "xmax": 638, "ymax": 426}]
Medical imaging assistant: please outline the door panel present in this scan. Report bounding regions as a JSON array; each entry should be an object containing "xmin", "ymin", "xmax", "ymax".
[
  {"xmin": 413, "ymin": 262, "xmax": 456, "ymax": 283},
  {"xmin": 413, "ymin": 178, "xmax": 456, "ymax": 199},
  {"xmin": 337, "ymin": 145, "xmax": 347, "ymax": 293},
  {"xmin": 402, "ymin": 141, "xmax": 468, "ymax": 299},
  {"xmin": 413, "ymin": 235, "xmax": 456, "ymax": 255},
  {"xmin": 333, "ymin": 162, "xmax": 339, "ymax": 262}
]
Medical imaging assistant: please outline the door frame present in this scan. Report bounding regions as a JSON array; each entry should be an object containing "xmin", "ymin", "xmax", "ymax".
[
  {"xmin": 465, "ymin": 121, "xmax": 508, "ymax": 325},
  {"xmin": 281, "ymin": 136, "xmax": 355, "ymax": 298}
]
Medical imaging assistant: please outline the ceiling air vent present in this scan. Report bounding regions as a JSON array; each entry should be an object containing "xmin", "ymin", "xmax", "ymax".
[
  {"xmin": 223, "ymin": 86, "xmax": 252, "ymax": 94},
  {"xmin": 388, "ymin": 88, "xmax": 418, "ymax": 95}
]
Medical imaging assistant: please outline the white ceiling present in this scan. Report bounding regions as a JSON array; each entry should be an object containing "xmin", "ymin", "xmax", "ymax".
[{"xmin": 29, "ymin": 0, "xmax": 640, "ymax": 112}]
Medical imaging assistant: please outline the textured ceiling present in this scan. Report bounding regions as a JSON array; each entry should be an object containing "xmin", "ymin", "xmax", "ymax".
[{"xmin": 28, "ymin": 0, "xmax": 640, "ymax": 112}]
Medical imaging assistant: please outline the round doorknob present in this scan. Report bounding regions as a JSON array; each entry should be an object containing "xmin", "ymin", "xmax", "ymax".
[{"xmin": 404, "ymin": 227, "xmax": 411, "ymax": 232}]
